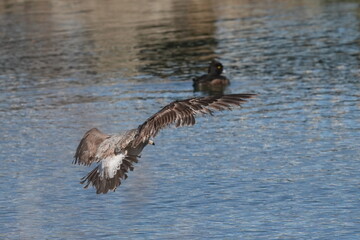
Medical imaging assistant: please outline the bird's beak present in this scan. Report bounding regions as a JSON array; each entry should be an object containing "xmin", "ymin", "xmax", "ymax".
[{"xmin": 148, "ymin": 139, "xmax": 155, "ymax": 145}]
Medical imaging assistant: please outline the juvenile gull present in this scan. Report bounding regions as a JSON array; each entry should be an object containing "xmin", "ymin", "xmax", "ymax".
[{"xmin": 74, "ymin": 94, "xmax": 255, "ymax": 194}]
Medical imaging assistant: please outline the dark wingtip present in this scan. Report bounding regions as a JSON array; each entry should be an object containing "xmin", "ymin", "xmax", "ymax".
[
  {"xmin": 72, "ymin": 156, "xmax": 80, "ymax": 165},
  {"xmin": 231, "ymin": 93, "xmax": 258, "ymax": 99}
]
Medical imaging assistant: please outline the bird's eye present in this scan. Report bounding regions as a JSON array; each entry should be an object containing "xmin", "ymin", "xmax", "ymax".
[{"xmin": 217, "ymin": 66, "xmax": 221, "ymax": 69}]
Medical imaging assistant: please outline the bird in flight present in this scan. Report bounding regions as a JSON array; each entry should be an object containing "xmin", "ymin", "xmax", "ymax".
[{"xmin": 73, "ymin": 94, "xmax": 256, "ymax": 194}]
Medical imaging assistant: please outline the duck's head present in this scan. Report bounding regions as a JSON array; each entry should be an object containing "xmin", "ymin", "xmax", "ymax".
[{"xmin": 208, "ymin": 60, "xmax": 224, "ymax": 75}]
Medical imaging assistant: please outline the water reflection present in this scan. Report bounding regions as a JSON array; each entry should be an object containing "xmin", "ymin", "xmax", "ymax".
[
  {"xmin": 193, "ymin": 83, "xmax": 228, "ymax": 95},
  {"xmin": 0, "ymin": 0, "xmax": 221, "ymax": 83},
  {"xmin": 135, "ymin": 0, "xmax": 219, "ymax": 80}
]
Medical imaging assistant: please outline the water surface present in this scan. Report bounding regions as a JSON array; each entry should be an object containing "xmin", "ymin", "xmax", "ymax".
[{"xmin": 1, "ymin": 0, "xmax": 360, "ymax": 239}]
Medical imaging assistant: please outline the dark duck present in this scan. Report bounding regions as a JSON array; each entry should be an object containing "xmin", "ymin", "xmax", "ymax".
[{"xmin": 193, "ymin": 60, "xmax": 230, "ymax": 92}]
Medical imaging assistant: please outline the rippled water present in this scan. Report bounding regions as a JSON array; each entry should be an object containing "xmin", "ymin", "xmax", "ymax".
[{"xmin": 1, "ymin": 0, "xmax": 360, "ymax": 239}]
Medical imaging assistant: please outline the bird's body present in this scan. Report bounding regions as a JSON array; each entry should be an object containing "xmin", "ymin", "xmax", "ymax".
[
  {"xmin": 74, "ymin": 128, "xmax": 149, "ymax": 194},
  {"xmin": 74, "ymin": 94, "xmax": 255, "ymax": 194}
]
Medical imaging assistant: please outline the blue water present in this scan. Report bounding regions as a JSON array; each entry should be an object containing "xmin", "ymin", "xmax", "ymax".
[{"xmin": 1, "ymin": 0, "xmax": 360, "ymax": 239}]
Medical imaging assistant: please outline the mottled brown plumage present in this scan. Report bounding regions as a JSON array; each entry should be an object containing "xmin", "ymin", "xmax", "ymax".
[
  {"xmin": 73, "ymin": 128, "xmax": 110, "ymax": 166},
  {"xmin": 133, "ymin": 94, "xmax": 254, "ymax": 147},
  {"xmin": 74, "ymin": 94, "xmax": 256, "ymax": 194}
]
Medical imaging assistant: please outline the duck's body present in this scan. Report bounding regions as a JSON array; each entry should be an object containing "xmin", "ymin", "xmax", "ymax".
[
  {"xmin": 193, "ymin": 60, "xmax": 230, "ymax": 87},
  {"xmin": 74, "ymin": 94, "xmax": 255, "ymax": 194}
]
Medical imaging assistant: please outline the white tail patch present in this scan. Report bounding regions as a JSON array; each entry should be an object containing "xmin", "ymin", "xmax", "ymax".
[{"xmin": 98, "ymin": 153, "xmax": 125, "ymax": 179}]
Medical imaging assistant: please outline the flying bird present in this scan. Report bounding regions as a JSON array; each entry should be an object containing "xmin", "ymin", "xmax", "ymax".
[{"xmin": 73, "ymin": 94, "xmax": 255, "ymax": 194}]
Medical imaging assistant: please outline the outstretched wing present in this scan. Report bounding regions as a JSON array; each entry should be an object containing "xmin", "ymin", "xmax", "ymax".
[
  {"xmin": 73, "ymin": 128, "xmax": 110, "ymax": 166},
  {"xmin": 132, "ymin": 94, "xmax": 256, "ymax": 147}
]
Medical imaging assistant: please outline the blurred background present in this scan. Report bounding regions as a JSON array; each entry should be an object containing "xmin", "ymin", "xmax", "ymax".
[{"xmin": 1, "ymin": 0, "xmax": 360, "ymax": 239}]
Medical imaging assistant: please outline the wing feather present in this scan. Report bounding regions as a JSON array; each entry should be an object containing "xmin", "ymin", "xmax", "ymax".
[
  {"xmin": 80, "ymin": 154, "xmax": 139, "ymax": 194},
  {"xmin": 132, "ymin": 94, "xmax": 256, "ymax": 147}
]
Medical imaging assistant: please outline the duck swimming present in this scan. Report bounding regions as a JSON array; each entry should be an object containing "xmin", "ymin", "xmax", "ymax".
[{"xmin": 193, "ymin": 60, "xmax": 230, "ymax": 88}]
